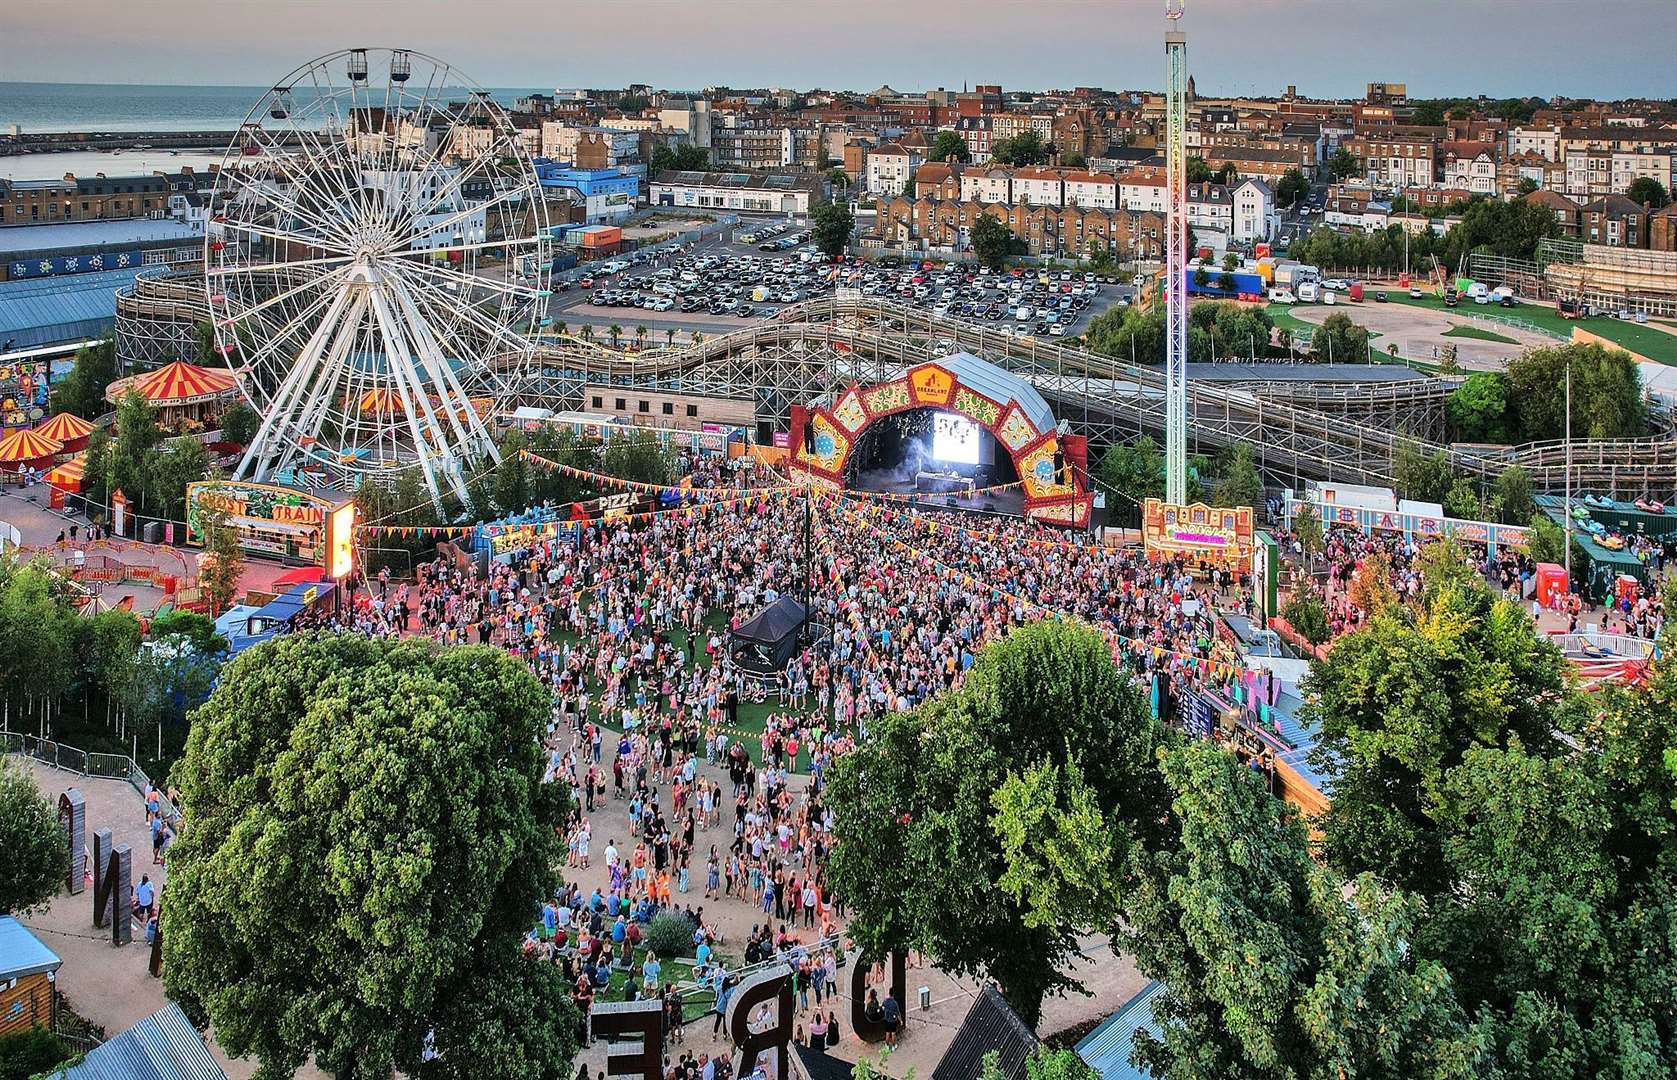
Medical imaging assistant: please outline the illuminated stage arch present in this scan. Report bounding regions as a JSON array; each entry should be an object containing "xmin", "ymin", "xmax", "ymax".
[{"xmin": 789, "ymin": 351, "xmax": 1092, "ymax": 526}]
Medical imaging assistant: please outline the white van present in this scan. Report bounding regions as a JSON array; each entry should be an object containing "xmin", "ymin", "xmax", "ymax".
[
  {"xmin": 1296, "ymin": 281, "xmax": 1320, "ymax": 303},
  {"xmin": 1267, "ymin": 287, "xmax": 1297, "ymax": 304},
  {"xmin": 1016, "ymin": 305, "xmax": 1034, "ymax": 320},
  {"xmin": 1322, "ymin": 290, "xmax": 1338, "ymax": 305},
  {"xmin": 1467, "ymin": 282, "xmax": 1490, "ymax": 302}
]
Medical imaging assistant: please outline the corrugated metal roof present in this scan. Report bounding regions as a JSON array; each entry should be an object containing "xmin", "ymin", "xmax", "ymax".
[
  {"xmin": 932, "ymin": 350, "xmax": 1057, "ymax": 435},
  {"xmin": 58, "ymin": 1003, "xmax": 228, "ymax": 1080},
  {"xmin": 1076, "ymin": 979, "xmax": 1165, "ymax": 1080},
  {"xmin": 0, "ymin": 268, "xmax": 139, "ymax": 350},
  {"xmin": 0, "ymin": 916, "xmax": 62, "ymax": 980},
  {"xmin": 0, "ymin": 219, "xmax": 201, "ymax": 256},
  {"xmin": 931, "ymin": 985, "xmax": 1040, "ymax": 1080}
]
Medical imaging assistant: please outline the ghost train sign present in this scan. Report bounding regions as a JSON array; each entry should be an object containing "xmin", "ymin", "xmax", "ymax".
[{"xmin": 589, "ymin": 950, "xmax": 907, "ymax": 1080}]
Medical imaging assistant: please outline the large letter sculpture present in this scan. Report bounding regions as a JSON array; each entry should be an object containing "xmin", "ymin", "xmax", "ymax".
[
  {"xmin": 90, "ymin": 828, "xmax": 132, "ymax": 945},
  {"xmin": 58, "ymin": 789, "xmax": 86, "ymax": 895},
  {"xmin": 849, "ymin": 950, "xmax": 907, "ymax": 1042},
  {"xmin": 727, "ymin": 968, "xmax": 795, "ymax": 1080},
  {"xmin": 590, "ymin": 999, "xmax": 664, "ymax": 1080}
]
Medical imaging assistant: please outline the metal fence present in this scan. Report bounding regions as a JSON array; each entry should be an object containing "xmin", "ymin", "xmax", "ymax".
[{"xmin": 2, "ymin": 731, "xmax": 182, "ymax": 825}]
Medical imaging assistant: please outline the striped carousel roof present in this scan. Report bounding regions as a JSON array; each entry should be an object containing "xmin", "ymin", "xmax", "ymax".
[
  {"xmin": 0, "ymin": 426, "xmax": 63, "ymax": 463},
  {"xmin": 34, "ymin": 412, "xmax": 95, "ymax": 444},
  {"xmin": 45, "ymin": 452, "xmax": 85, "ymax": 486},
  {"xmin": 133, "ymin": 360, "xmax": 238, "ymax": 404}
]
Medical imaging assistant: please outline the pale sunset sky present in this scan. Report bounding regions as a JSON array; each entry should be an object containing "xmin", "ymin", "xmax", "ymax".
[{"xmin": 3, "ymin": 0, "xmax": 1674, "ymax": 99}]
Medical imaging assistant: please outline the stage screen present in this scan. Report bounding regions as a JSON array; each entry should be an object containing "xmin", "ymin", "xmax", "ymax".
[{"xmin": 931, "ymin": 412, "xmax": 981, "ymax": 465}]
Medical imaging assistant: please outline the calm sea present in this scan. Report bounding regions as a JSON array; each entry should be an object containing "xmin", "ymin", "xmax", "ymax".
[
  {"xmin": 0, "ymin": 81, "xmax": 541, "ymax": 133},
  {"xmin": 0, "ymin": 81, "xmax": 544, "ymax": 181}
]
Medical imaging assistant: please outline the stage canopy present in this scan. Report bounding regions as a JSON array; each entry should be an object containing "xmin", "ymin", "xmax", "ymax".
[{"xmin": 728, "ymin": 595, "xmax": 806, "ymax": 674}]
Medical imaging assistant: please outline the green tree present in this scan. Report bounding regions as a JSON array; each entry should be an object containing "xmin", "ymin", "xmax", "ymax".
[
  {"xmin": 1626, "ymin": 176, "xmax": 1669, "ymax": 209},
  {"xmin": 826, "ymin": 621, "xmax": 1174, "ymax": 1026},
  {"xmin": 1191, "ymin": 265, "xmax": 1211, "ymax": 288},
  {"xmin": 1096, "ymin": 436, "xmax": 1166, "ymax": 526},
  {"xmin": 1490, "ymin": 466, "xmax": 1534, "ymax": 525},
  {"xmin": 601, "ymin": 428, "xmax": 675, "ymax": 486},
  {"xmin": 145, "ymin": 435, "xmax": 211, "ymax": 524},
  {"xmin": 220, "ymin": 401, "xmax": 260, "ymax": 446},
  {"xmin": 1123, "ymin": 744, "xmax": 1486, "ymax": 1080},
  {"xmin": 0, "ymin": 758, "xmax": 65, "ymax": 915},
  {"xmin": 1516, "ymin": 176, "xmax": 1540, "ymax": 195},
  {"xmin": 1524, "ymin": 511, "xmax": 1565, "ymax": 565},
  {"xmin": 1293, "ymin": 502, "xmax": 1323, "ymax": 568},
  {"xmin": 109, "ymin": 390, "xmax": 161, "ymax": 509},
  {"xmin": 931, "ymin": 130, "xmax": 971, "ymax": 163},
  {"xmin": 827, "ymin": 167, "xmax": 850, "ymax": 190},
  {"xmin": 982, "ymin": 1047, "xmax": 1096, "ymax": 1080},
  {"xmin": 1216, "ymin": 270, "xmax": 1236, "ymax": 293},
  {"xmin": 1185, "ymin": 155, "xmax": 1212, "ymax": 184},
  {"xmin": 1328, "ymin": 146, "xmax": 1361, "ymax": 180},
  {"xmin": 1280, "ymin": 583, "xmax": 1330, "ymax": 644},
  {"xmin": 1393, "ymin": 444, "xmax": 1457, "ymax": 503},
  {"xmin": 1210, "ymin": 442, "xmax": 1262, "ymax": 510},
  {"xmin": 492, "ymin": 428, "xmax": 532, "ymax": 515},
  {"xmin": 163, "ymin": 634, "xmax": 577, "ymax": 1080},
  {"xmin": 969, "ymin": 213, "xmax": 1018, "ymax": 270},
  {"xmin": 1060, "ymin": 152, "xmax": 1087, "ymax": 168},
  {"xmin": 1310, "ymin": 312, "xmax": 1371, "ymax": 363},
  {"xmin": 1221, "ymin": 252, "xmax": 1240, "ymax": 272},
  {"xmin": 1505, "ymin": 342, "xmax": 1646, "ymax": 442},
  {"xmin": 811, "ymin": 200, "xmax": 855, "ymax": 257},
  {"xmin": 198, "ymin": 507, "xmax": 244, "ymax": 616},
  {"xmin": 1444, "ymin": 477, "xmax": 1481, "ymax": 520},
  {"xmin": 991, "ymin": 130, "xmax": 1047, "ymax": 166},
  {"xmin": 1447, "ymin": 372, "xmax": 1511, "ymax": 444},
  {"xmin": 1276, "ymin": 167, "xmax": 1309, "ymax": 208},
  {"xmin": 1302, "ymin": 569, "xmax": 1570, "ymax": 895},
  {"xmin": 649, "ymin": 143, "xmax": 708, "ymax": 174},
  {"xmin": 48, "ymin": 339, "xmax": 119, "ymax": 419}
]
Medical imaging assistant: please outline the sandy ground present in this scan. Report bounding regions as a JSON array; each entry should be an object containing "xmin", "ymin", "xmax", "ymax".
[{"xmin": 1288, "ymin": 301, "xmax": 1555, "ymax": 370}]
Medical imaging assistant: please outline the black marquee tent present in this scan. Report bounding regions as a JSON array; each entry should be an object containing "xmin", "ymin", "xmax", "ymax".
[{"xmin": 728, "ymin": 595, "xmax": 806, "ymax": 674}]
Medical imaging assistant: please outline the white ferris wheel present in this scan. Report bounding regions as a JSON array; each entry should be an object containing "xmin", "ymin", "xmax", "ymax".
[{"xmin": 205, "ymin": 47, "xmax": 551, "ymax": 507}]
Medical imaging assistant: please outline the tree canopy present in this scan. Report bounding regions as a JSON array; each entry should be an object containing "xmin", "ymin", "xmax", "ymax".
[
  {"xmin": 162, "ymin": 634, "xmax": 578, "ymax": 1080},
  {"xmin": 990, "ymin": 130, "xmax": 1048, "ymax": 166},
  {"xmin": 825, "ymin": 620, "xmax": 1174, "ymax": 1026},
  {"xmin": 48, "ymin": 339, "xmax": 119, "ymax": 420},
  {"xmin": 969, "ymin": 213, "xmax": 1020, "ymax": 269},
  {"xmin": 0, "ymin": 758, "xmax": 65, "ymax": 916},
  {"xmin": 931, "ymin": 130, "xmax": 971, "ymax": 163},
  {"xmin": 811, "ymin": 199, "xmax": 855, "ymax": 257}
]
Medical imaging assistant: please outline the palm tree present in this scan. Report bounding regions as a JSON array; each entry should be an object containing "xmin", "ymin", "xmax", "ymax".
[
  {"xmin": 580, "ymin": 325, "xmax": 595, "ymax": 344},
  {"xmin": 635, "ymin": 324, "xmax": 648, "ymax": 351},
  {"xmin": 608, "ymin": 324, "xmax": 622, "ymax": 349},
  {"xmin": 691, "ymin": 331, "xmax": 705, "ymax": 348},
  {"xmin": 555, "ymin": 321, "xmax": 568, "ymax": 338},
  {"xmin": 665, "ymin": 328, "xmax": 676, "ymax": 349}
]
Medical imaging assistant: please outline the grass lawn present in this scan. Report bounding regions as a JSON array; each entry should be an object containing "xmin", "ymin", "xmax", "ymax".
[
  {"xmin": 1383, "ymin": 291, "xmax": 1677, "ymax": 365},
  {"xmin": 1443, "ymin": 323, "xmax": 1520, "ymax": 345}
]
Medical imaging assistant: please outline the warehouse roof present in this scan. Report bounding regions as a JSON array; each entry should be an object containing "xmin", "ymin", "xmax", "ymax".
[
  {"xmin": 0, "ymin": 218, "xmax": 201, "ymax": 256},
  {"xmin": 0, "ymin": 267, "xmax": 140, "ymax": 350},
  {"xmin": 653, "ymin": 170, "xmax": 825, "ymax": 192}
]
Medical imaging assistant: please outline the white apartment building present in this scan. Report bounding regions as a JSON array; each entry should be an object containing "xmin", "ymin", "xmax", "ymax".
[
  {"xmin": 1062, "ymin": 170, "xmax": 1118, "ymax": 210},
  {"xmin": 1119, "ymin": 172, "xmax": 1167, "ymax": 214},
  {"xmin": 1010, "ymin": 166, "xmax": 1064, "ymax": 207},
  {"xmin": 1232, "ymin": 177, "xmax": 1275, "ymax": 242},
  {"xmin": 865, "ymin": 144, "xmax": 921, "ymax": 197},
  {"xmin": 960, "ymin": 167, "xmax": 1014, "ymax": 204}
]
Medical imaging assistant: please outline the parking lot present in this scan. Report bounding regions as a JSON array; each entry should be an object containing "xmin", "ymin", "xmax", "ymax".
[{"xmin": 547, "ymin": 226, "xmax": 1138, "ymax": 343}]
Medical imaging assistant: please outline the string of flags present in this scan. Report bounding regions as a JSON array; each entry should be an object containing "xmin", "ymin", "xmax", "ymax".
[{"xmin": 518, "ymin": 451, "xmax": 795, "ymax": 498}]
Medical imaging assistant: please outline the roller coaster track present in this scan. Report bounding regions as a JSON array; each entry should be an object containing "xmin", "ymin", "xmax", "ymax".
[{"xmin": 111, "ymin": 282, "xmax": 1677, "ymax": 498}]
